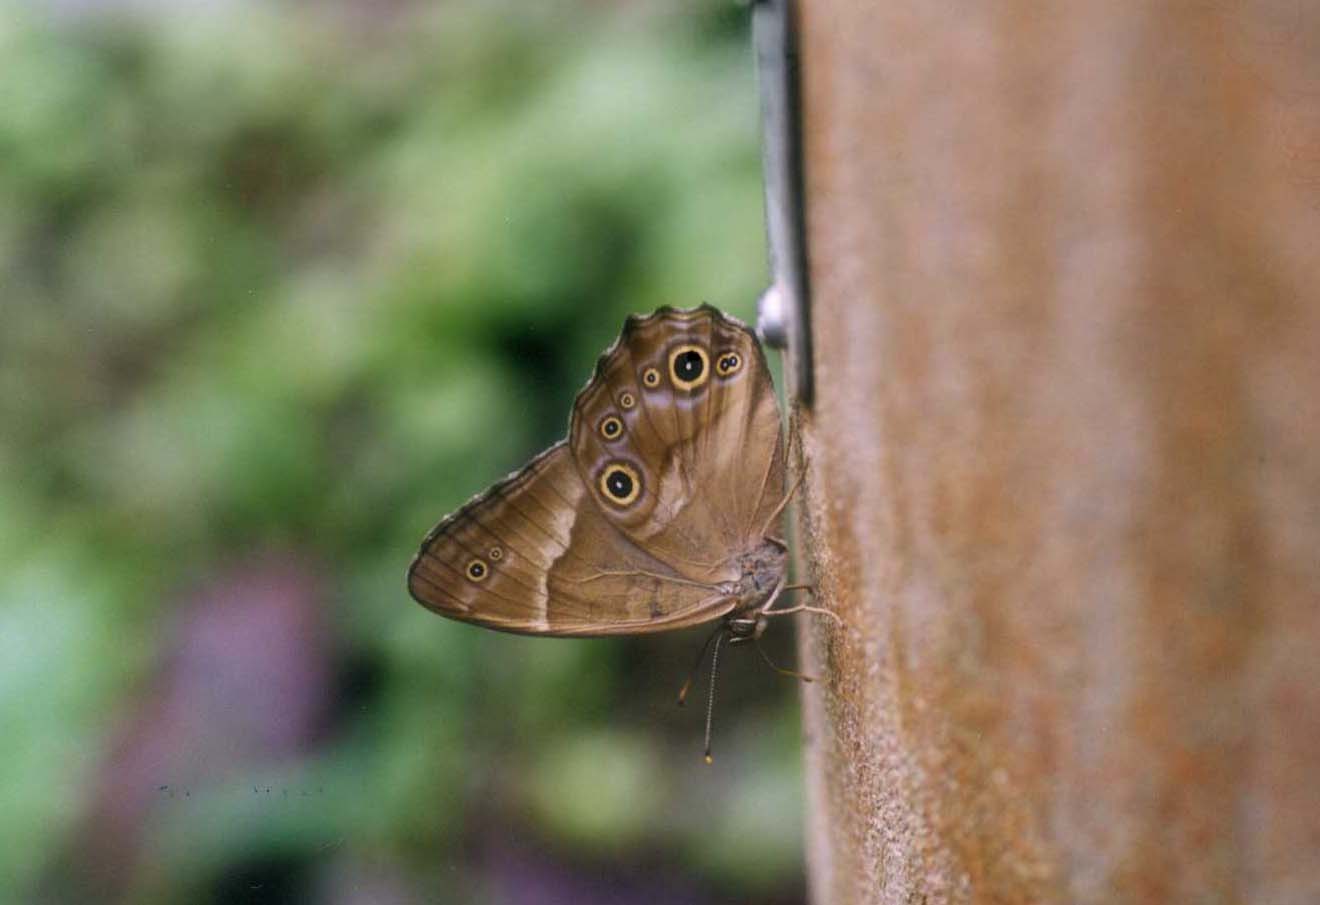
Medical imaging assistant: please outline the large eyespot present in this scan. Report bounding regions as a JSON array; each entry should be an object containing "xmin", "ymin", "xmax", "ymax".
[
  {"xmin": 715, "ymin": 351, "xmax": 743, "ymax": 377},
  {"xmin": 488, "ymin": 546, "xmax": 504, "ymax": 562},
  {"xmin": 668, "ymin": 344, "xmax": 709, "ymax": 391},
  {"xmin": 618, "ymin": 391, "xmax": 637, "ymax": 410},
  {"xmin": 599, "ymin": 415, "xmax": 624, "ymax": 441},
  {"xmin": 465, "ymin": 558, "xmax": 490, "ymax": 582},
  {"xmin": 598, "ymin": 462, "xmax": 641, "ymax": 506},
  {"xmin": 641, "ymin": 367, "xmax": 661, "ymax": 388}
]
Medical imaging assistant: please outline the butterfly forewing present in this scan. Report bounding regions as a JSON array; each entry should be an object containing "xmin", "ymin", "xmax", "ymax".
[{"xmin": 568, "ymin": 306, "xmax": 785, "ymax": 581}]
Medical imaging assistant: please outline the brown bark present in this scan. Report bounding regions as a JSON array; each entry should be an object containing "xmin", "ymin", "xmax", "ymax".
[{"xmin": 791, "ymin": 3, "xmax": 1320, "ymax": 904}]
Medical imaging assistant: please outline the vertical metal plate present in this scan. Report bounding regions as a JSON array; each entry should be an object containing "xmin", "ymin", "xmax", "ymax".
[{"xmin": 752, "ymin": 0, "xmax": 813, "ymax": 405}]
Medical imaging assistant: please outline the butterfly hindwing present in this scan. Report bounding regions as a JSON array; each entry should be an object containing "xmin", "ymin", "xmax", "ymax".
[{"xmin": 407, "ymin": 443, "xmax": 732, "ymax": 636}]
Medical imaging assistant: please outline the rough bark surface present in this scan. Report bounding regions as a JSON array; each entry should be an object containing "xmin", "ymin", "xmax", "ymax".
[{"xmin": 791, "ymin": 3, "xmax": 1320, "ymax": 904}]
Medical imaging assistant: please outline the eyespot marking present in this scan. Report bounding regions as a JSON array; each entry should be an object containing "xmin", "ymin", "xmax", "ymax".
[
  {"xmin": 641, "ymin": 367, "xmax": 661, "ymax": 388},
  {"xmin": 599, "ymin": 415, "xmax": 624, "ymax": 441},
  {"xmin": 668, "ymin": 344, "xmax": 709, "ymax": 391},
  {"xmin": 715, "ymin": 351, "xmax": 742, "ymax": 377},
  {"xmin": 488, "ymin": 546, "xmax": 504, "ymax": 561},
  {"xmin": 598, "ymin": 462, "xmax": 641, "ymax": 506},
  {"xmin": 465, "ymin": 558, "xmax": 490, "ymax": 582},
  {"xmin": 618, "ymin": 391, "xmax": 637, "ymax": 410}
]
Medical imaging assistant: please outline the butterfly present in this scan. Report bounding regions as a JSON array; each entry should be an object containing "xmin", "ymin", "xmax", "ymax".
[{"xmin": 407, "ymin": 305, "xmax": 831, "ymax": 758}]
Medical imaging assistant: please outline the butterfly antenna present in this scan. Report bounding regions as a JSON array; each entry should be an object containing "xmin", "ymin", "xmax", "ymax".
[
  {"xmin": 676, "ymin": 624, "xmax": 723, "ymax": 707},
  {"xmin": 703, "ymin": 630, "xmax": 726, "ymax": 764}
]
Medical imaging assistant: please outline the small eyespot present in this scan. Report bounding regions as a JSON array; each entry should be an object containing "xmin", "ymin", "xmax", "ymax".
[
  {"xmin": 488, "ymin": 546, "xmax": 504, "ymax": 561},
  {"xmin": 618, "ymin": 391, "xmax": 637, "ymax": 410},
  {"xmin": 598, "ymin": 462, "xmax": 641, "ymax": 506},
  {"xmin": 668, "ymin": 344, "xmax": 709, "ymax": 391},
  {"xmin": 599, "ymin": 415, "xmax": 624, "ymax": 441},
  {"xmin": 465, "ymin": 559, "xmax": 489, "ymax": 582},
  {"xmin": 642, "ymin": 367, "xmax": 661, "ymax": 388},
  {"xmin": 716, "ymin": 351, "xmax": 743, "ymax": 377}
]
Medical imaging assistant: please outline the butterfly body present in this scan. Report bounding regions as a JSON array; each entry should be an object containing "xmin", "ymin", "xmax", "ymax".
[
  {"xmin": 718, "ymin": 537, "xmax": 789, "ymax": 638},
  {"xmin": 408, "ymin": 305, "xmax": 789, "ymax": 639}
]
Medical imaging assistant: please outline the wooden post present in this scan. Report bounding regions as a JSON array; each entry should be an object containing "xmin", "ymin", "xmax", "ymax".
[{"xmin": 791, "ymin": 3, "xmax": 1320, "ymax": 903}]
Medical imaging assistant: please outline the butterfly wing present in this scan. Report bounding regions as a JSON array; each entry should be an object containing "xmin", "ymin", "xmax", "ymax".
[
  {"xmin": 407, "ymin": 442, "xmax": 733, "ymax": 636},
  {"xmin": 567, "ymin": 305, "xmax": 786, "ymax": 583}
]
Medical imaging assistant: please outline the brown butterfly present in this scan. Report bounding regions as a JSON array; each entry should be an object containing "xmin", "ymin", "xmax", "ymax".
[{"xmin": 407, "ymin": 305, "xmax": 828, "ymax": 757}]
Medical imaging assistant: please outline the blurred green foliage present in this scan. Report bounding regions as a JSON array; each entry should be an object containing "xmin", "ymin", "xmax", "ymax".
[{"xmin": 0, "ymin": 1, "xmax": 801, "ymax": 902}]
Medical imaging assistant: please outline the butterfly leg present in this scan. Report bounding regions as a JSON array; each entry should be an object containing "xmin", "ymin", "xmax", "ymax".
[
  {"xmin": 758, "ymin": 469, "xmax": 806, "ymax": 540},
  {"xmin": 757, "ymin": 408, "xmax": 810, "ymax": 541},
  {"xmin": 753, "ymin": 635, "xmax": 817, "ymax": 684},
  {"xmin": 762, "ymin": 586, "xmax": 852, "ymax": 632},
  {"xmin": 764, "ymin": 600, "xmax": 851, "ymax": 630}
]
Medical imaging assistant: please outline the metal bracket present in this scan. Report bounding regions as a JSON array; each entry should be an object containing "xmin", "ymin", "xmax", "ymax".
[{"xmin": 752, "ymin": 0, "xmax": 813, "ymax": 405}]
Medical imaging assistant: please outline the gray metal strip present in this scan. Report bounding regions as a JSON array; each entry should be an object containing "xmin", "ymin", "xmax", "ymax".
[{"xmin": 752, "ymin": 0, "xmax": 813, "ymax": 405}]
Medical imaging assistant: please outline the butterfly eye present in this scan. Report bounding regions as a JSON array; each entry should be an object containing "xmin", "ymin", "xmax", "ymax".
[
  {"xmin": 618, "ymin": 391, "xmax": 637, "ymax": 410},
  {"xmin": 599, "ymin": 462, "xmax": 641, "ymax": 506},
  {"xmin": 641, "ymin": 367, "xmax": 661, "ymax": 388},
  {"xmin": 465, "ymin": 558, "xmax": 490, "ymax": 582},
  {"xmin": 668, "ymin": 344, "xmax": 709, "ymax": 391},
  {"xmin": 716, "ymin": 351, "xmax": 742, "ymax": 377},
  {"xmin": 599, "ymin": 416, "xmax": 624, "ymax": 440},
  {"xmin": 488, "ymin": 546, "xmax": 504, "ymax": 561}
]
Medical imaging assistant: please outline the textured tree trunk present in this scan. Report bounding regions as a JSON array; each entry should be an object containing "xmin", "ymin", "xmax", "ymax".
[{"xmin": 791, "ymin": 3, "xmax": 1320, "ymax": 904}]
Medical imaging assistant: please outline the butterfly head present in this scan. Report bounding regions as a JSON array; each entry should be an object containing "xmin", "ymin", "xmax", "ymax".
[{"xmin": 725, "ymin": 614, "xmax": 766, "ymax": 641}]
